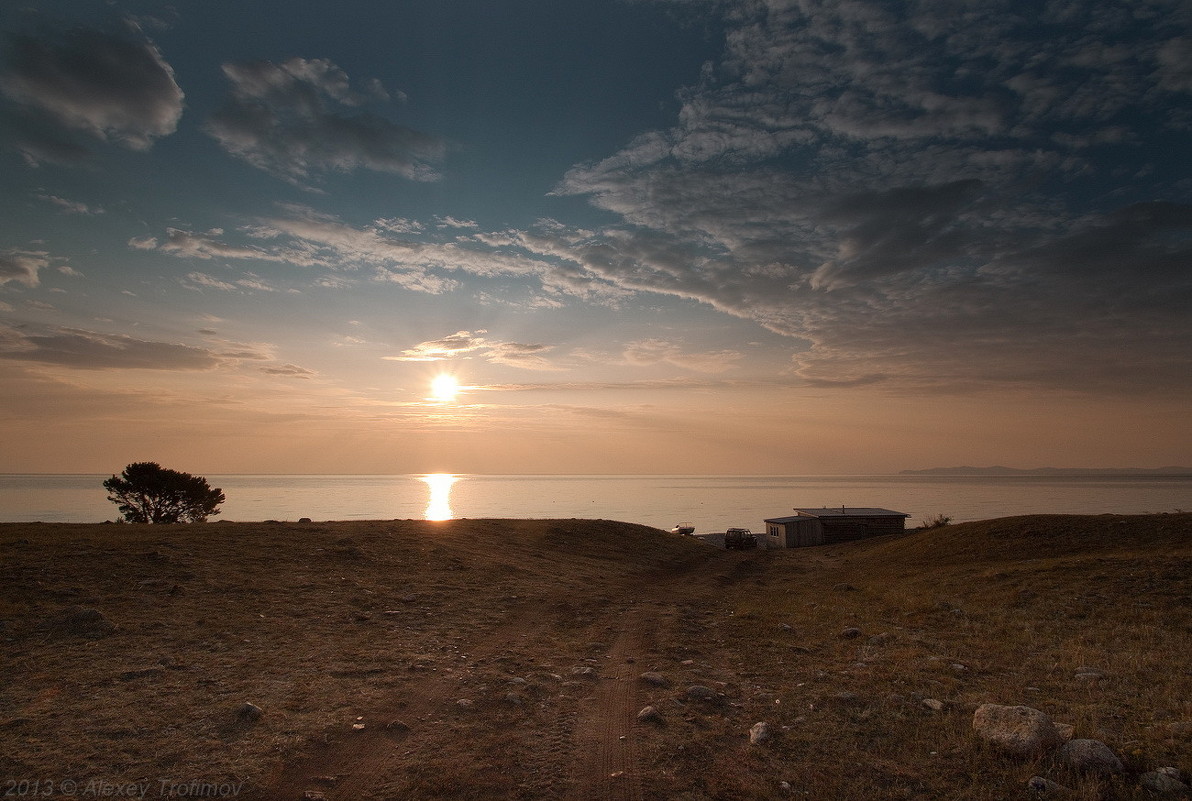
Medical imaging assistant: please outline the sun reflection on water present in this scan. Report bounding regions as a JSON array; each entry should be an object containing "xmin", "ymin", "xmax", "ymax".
[{"xmin": 420, "ymin": 473, "xmax": 457, "ymax": 521}]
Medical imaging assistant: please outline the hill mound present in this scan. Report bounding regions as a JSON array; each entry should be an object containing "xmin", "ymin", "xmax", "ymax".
[{"xmin": 1, "ymin": 515, "xmax": 1188, "ymax": 800}]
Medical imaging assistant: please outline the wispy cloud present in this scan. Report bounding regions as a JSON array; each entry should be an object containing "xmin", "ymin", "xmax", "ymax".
[
  {"xmin": 387, "ymin": 330, "xmax": 562, "ymax": 371},
  {"xmin": 35, "ymin": 193, "xmax": 104, "ymax": 215},
  {"xmin": 205, "ymin": 57, "xmax": 444, "ymax": 183}
]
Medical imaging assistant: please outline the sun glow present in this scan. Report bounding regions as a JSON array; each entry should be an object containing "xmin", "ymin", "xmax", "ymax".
[
  {"xmin": 430, "ymin": 373, "xmax": 460, "ymax": 402},
  {"xmin": 420, "ymin": 473, "xmax": 457, "ymax": 521}
]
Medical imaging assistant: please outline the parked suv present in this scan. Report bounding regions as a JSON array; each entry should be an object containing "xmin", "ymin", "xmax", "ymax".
[{"xmin": 724, "ymin": 528, "xmax": 758, "ymax": 550}]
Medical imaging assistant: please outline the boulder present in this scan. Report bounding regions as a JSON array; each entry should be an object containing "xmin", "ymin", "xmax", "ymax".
[
  {"xmin": 1055, "ymin": 739, "xmax": 1124, "ymax": 777},
  {"xmin": 972, "ymin": 704, "xmax": 1063, "ymax": 758},
  {"xmin": 1139, "ymin": 771, "xmax": 1189, "ymax": 795},
  {"xmin": 636, "ymin": 706, "xmax": 663, "ymax": 724},
  {"xmin": 639, "ymin": 671, "xmax": 670, "ymax": 688},
  {"xmin": 749, "ymin": 721, "xmax": 772, "ymax": 744},
  {"xmin": 840, "ymin": 627, "xmax": 862, "ymax": 639},
  {"xmin": 685, "ymin": 685, "xmax": 721, "ymax": 702}
]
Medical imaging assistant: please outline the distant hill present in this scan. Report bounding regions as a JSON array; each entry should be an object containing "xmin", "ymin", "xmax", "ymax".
[{"xmin": 901, "ymin": 465, "xmax": 1192, "ymax": 475}]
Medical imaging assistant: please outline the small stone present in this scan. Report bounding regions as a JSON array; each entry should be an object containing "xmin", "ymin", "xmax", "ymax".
[
  {"xmin": 685, "ymin": 685, "xmax": 720, "ymax": 702},
  {"xmin": 385, "ymin": 719, "xmax": 409, "ymax": 731},
  {"xmin": 1027, "ymin": 776, "xmax": 1070, "ymax": 794},
  {"xmin": 298, "ymin": 517, "xmax": 312, "ymax": 523},
  {"xmin": 1158, "ymin": 768, "xmax": 1186, "ymax": 781},
  {"xmin": 972, "ymin": 704, "xmax": 1063, "ymax": 758},
  {"xmin": 302, "ymin": 792, "xmax": 326, "ymax": 801},
  {"xmin": 923, "ymin": 698, "xmax": 945, "ymax": 711},
  {"xmin": 639, "ymin": 671, "xmax": 670, "ymax": 687},
  {"xmin": 53, "ymin": 606, "xmax": 116, "ymax": 638},
  {"xmin": 503, "ymin": 692, "xmax": 525, "ymax": 706},
  {"xmin": 455, "ymin": 698, "xmax": 474, "ymax": 710},
  {"xmin": 637, "ymin": 706, "xmax": 663, "ymax": 724},
  {"xmin": 779, "ymin": 623, "xmax": 793, "ymax": 631},
  {"xmin": 238, "ymin": 703, "xmax": 263, "ymax": 721},
  {"xmin": 571, "ymin": 666, "xmax": 599, "ymax": 680},
  {"xmin": 833, "ymin": 583, "xmax": 857, "ymax": 592},
  {"xmin": 1055, "ymin": 723, "xmax": 1075, "ymax": 741},
  {"xmin": 839, "ymin": 627, "xmax": 862, "ymax": 639},
  {"xmin": 749, "ymin": 721, "xmax": 772, "ymax": 744},
  {"xmin": 680, "ymin": 659, "xmax": 695, "ymax": 665},
  {"xmin": 1055, "ymin": 739, "xmax": 1124, "ymax": 777},
  {"xmin": 1140, "ymin": 771, "xmax": 1189, "ymax": 795}
]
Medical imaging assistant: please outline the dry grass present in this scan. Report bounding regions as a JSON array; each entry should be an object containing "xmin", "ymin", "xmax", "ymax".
[{"xmin": 1, "ymin": 514, "xmax": 1189, "ymax": 800}]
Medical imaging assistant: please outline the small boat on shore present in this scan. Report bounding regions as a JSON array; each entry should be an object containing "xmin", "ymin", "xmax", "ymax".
[{"xmin": 670, "ymin": 522, "xmax": 695, "ymax": 535}]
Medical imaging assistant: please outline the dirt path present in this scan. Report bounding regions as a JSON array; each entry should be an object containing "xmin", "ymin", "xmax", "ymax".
[
  {"xmin": 256, "ymin": 552, "xmax": 733, "ymax": 801},
  {"xmin": 561, "ymin": 608, "xmax": 648, "ymax": 801}
]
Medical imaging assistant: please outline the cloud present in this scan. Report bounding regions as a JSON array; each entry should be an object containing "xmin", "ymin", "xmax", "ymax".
[
  {"xmin": 622, "ymin": 339, "xmax": 742, "ymax": 374},
  {"xmin": 205, "ymin": 57, "xmax": 444, "ymax": 183},
  {"xmin": 388, "ymin": 330, "xmax": 562, "ymax": 371},
  {"xmin": 0, "ymin": 325, "xmax": 222, "ymax": 370},
  {"xmin": 0, "ymin": 250, "xmax": 50, "ymax": 287},
  {"xmin": 524, "ymin": 0, "xmax": 1192, "ymax": 394},
  {"xmin": 0, "ymin": 26, "xmax": 183, "ymax": 159},
  {"xmin": 35, "ymin": 193, "xmax": 104, "ymax": 215},
  {"xmin": 389, "ymin": 330, "xmax": 491, "ymax": 362},
  {"xmin": 259, "ymin": 363, "xmax": 316, "ymax": 378}
]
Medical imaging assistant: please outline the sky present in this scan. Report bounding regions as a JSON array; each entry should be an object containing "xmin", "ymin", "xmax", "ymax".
[{"xmin": 0, "ymin": 0, "xmax": 1189, "ymax": 476}]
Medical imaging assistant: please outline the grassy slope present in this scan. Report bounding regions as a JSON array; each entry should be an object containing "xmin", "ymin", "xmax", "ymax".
[{"xmin": 1, "ymin": 514, "xmax": 1189, "ymax": 800}]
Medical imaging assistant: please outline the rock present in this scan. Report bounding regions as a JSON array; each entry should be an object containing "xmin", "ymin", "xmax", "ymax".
[
  {"xmin": 302, "ymin": 792, "xmax": 326, "ymax": 801},
  {"xmin": 637, "ymin": 705, "xmax": 663, "ymax": 724},
  {"xmin": 503, "ymin": 692, "xmax": 525, "ymax": 706},
  {"xmin": 868, "ymin": 632, "xmax": 893, "ymax": 645},
  {"xmin": 238, "ymin": 703, "xmax": 263, "ymax": 721},
  {"xmin": 1055, "ymin": 739, "xmax": 1124, "ymax": 777},
  {"xmin": 570, "ymin": 666, "xmax": 599, "ymax": 680},
  {"xmin": 685, "ymin": 685, "xmax": 721, "ymax": 702},
  {"xmin": 749, "ymin": 721, "xmax": 772, "ymax": 744},
  {"xmin": 840, "ymin": 627, "xmax": 862, "ymax": 639},
  {"xmin": 1139, "ymin": 771, "xmax": 1189, "ymax": 795},
  {"xmin": 298, "ymin": 517, "xmax": 312, "ymax": 523},
  {"xmin": 923, "ymin": 698, "xmax": 945, "ymax": 712},
  {"xmin": 52, "ymin": 606, "xmax": 116, "ymax": 638},
  {"xmin": 833, "ymin": 583, "xmax": 857, "ymax": 591},
  {"xmin": 972, "ymin": 704, "xmax": 1063, "ymax": 758},
  {"xmin": 1027, "ymin": 776, "xmax": 1071, "ymax": 794},
  {"xmin": 1158, "ymin": 768, "xmax": 1186, "ymax": 782},
  {"xmin": 639, "ymin": 671, "xmax": 670, "ymax": 687},
  {"xmin": 1055, "ymin": 723, "xmax": 1075, "ymax": 742},
  {"xmin": 455, "ymin": 699, "xmax": 474, "ymax": 710}
]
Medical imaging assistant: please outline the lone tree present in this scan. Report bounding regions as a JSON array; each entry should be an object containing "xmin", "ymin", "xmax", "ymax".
[{"xmin": 103, "ymin": 462, "xmax": 225, "ymax": 523}]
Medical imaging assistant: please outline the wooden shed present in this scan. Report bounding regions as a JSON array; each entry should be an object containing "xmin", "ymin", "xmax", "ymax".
[{"xmin": 765, "ymin": 507, "xmax": 910, "ymax": 548}]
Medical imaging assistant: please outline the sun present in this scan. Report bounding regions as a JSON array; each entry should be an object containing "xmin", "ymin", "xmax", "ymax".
[{"xmin": 430, "ymin": 373, "xmax": 460, "ymax": 402}]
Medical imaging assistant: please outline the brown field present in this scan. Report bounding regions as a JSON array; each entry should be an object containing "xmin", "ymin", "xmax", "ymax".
[{"xmin": 1, "ymin": 514, "xmax": 1190, "ymax": 800}]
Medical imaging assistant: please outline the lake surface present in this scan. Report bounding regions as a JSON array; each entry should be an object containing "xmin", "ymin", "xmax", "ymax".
[{"xmin": 1, "ymin": 473, "xmax": 1190, "ymax": 532}]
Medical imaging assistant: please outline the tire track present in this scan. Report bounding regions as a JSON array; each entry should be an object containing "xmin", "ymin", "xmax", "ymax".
[{"xmin": 562, "ymin": 608, "xmax": 647, "ymax": 801}]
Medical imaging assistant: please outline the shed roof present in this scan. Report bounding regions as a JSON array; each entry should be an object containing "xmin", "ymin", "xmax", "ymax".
[
  {"xmin": 765, "ymin": 515, "xmax": 815, "ymax": 524},
  {"xmin": 792, "ymin": 507, "xmax": 910, "ymax": 518}
]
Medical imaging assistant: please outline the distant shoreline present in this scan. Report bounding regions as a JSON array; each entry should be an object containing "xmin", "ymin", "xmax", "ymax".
[{"xmin": 900, "ymin": 466, "xmax": 1192, "ymax": 476}]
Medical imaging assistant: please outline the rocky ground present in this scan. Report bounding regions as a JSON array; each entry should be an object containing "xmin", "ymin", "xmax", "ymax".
[{"xmin": 1, "ymin": 514, "xmax": 1190, "ymax": 800}]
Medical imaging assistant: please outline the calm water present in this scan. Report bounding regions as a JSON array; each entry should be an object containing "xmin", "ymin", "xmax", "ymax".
[{"xmin": 1, "ymin": 473, "xmax": 1190, "ymax": 531}]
